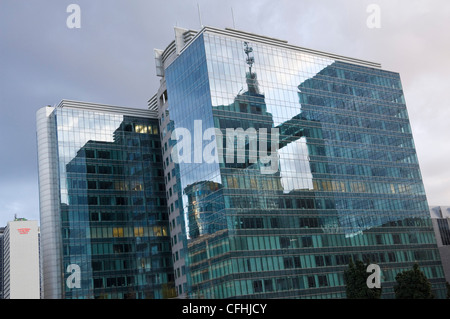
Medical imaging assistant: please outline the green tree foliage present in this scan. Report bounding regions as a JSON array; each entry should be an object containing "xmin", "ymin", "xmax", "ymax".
[
  {"xmin": 394, "ymin": 263, "xmax": 434, "ymax": 299},
  {"xmin": 344, "ymin": 259, "xmax": 382, "ymax": 299}
]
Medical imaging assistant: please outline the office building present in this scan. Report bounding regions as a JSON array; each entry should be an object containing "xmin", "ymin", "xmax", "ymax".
[
  {"xmin": 36, "ymin": 26, "xmax": 447, "ymax": 299},
  {"xmin": 2, "ymin": 219, "xmax": 40, "ymax": 299},
  {"xmin": 36, "ymin": 101, "xmax": 175, "ymax": 299},
  {"xmin": 430, "ymin": 206, "xmax": 450, "ymax": 282},
  {"xmin": 153, "ymin": 26, "xmax": 447, "ymax": 298}
]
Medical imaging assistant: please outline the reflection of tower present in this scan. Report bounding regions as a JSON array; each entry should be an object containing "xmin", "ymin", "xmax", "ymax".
[
  {"xmin": 214, "ymin": 41, "xmax": 276, "ymax": 171},
  {"xmin": 63, "ymin": 116, "xmax": 174, "ymax": 299},
  {"xmin": 184, "ymin": 181, "xmax": 223, "ymax": 239},
  {"xmin": 244, "ymin": 42, "xmax": 260, "ymax": 95}
]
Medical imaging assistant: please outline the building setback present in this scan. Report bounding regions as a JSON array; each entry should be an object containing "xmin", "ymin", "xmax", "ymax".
[
  {"xmin": 36, "ymin": 101, "xmax": 175, "ymax": 299},
  {"xmin": 2, "ymin": 219, "xmax": 40, "ymax": 299},
  {"xmin": 153, "ymin": 26, "xmax": 447, "ymax": 298}
]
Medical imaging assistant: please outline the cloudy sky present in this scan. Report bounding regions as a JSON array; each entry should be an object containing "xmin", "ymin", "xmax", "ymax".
[{"xmin": 0, "ymin": 0, "xmax": 449, "ymax": 226}]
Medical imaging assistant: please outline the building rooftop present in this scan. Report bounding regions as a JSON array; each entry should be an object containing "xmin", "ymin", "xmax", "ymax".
[
  {"xmin": 155, "ymin": 26, "xmax": 382, "ymax": 75},
  {"xmin": 52, "ymin": 99, "xmax": 158, "ymax": 119}
]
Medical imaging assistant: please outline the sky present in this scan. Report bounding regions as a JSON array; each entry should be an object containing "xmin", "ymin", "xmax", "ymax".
[{"xmin": 0, "ymin": 0, "xmax": 449, "ymax": 226}]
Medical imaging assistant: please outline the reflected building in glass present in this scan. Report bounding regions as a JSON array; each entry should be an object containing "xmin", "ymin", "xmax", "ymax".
[
  {"xmin": 429, "ymin": 206, "xmax": 450, "ymax": 282},
  {"xmin": 154, "ymin": 27, "xmax": 447, "ymax": 298},
  {"xmin": 36, "ymin": 101, "xmax": 175, "ymax": 299}
]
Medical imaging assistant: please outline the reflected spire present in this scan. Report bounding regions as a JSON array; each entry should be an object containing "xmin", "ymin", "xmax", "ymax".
[
  {"xmin": 243, "ymin": 42, "xmax": 260, "ymax": 94},
  {"xmin": 244, "ymin": 42, "xmax": 254, "ymax": 73}
]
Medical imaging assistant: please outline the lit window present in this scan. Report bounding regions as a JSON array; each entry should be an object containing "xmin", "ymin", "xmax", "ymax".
[
  {"xmin": 134, "ymin": 227, "xmax": 144, "ymax": 237},
  {"xmin": 135, "ymin": 124, "xmax": 147, "ymax": 134},
  {"xmin": 113, "ymin": 227, "xmax": 124, "ymax": 237}
]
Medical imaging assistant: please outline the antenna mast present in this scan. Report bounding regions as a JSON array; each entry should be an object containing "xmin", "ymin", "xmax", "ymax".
[
  {"xmin": 231, "ymin": 7, "xmax": 236, "ymax": 29},
  {"xmin": 197, "ymin": 3, "xmax": 203, "ymax": 28}
]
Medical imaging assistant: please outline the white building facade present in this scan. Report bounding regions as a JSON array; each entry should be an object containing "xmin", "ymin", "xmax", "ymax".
[{"xmin": 2, "ymin": 220, "xmax": 40, "ymax": 299}]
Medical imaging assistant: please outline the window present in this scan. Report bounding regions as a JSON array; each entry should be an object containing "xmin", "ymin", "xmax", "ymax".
[
  {"xmin": 135, "ymin": 124, "xmax": 148, "ymax": 134},
  {"xmin": 85, "ymin": 150, "xmax": 95, "ymax": 158},
  {"xmin": 318, "ymin": 275, "xmax": 328, "ymax": 287},
  {"xmin": 98, "ymin": 151, "xmax": 110, "ymax": 159},
  {"xmin": 438, "ymin": 219, "xmax": 450, "ymax": 245},
  {"xmin": 113, "ymin": 227, "xmax": 124, "ymax": 237},
  {"xmin": 276, "ymin": 278, "xmax": 288, "ymax": 291},
  {"xmin": 251, "ymin": 105, "xmax": 261, "ymax": 114},
  {"xmin": 253, "ymin": 280, "xmax": 263, "ymax": 293},
  {"xmin": 241, "ymin": 217, "xmax": 264, "ymax": 229},
  {"xmin": 99, "ymin": 181, "xmax": 113, "ymax": 190},
  {"xmin": 88, "ymin": 196, "xmax": 98, "ymax": 205},
  {"xmin": 134, "ymin": 227, "xmax": 144, "ymax": 237},
  {"xmin": 98, "ymin": 166, "xmax": 112, "ymax": 174},
  {"xmin": 100, "ymin": 196, "xmax": 111, "ymax": 205},
  {"xmin": 388, "ymin": 252, "xmax": 396, "ymax": 262},
  {"xmin": 293, "ymin": 257, "xmax": 302, "ymax": 268},
  {"xmin": 299, "ymin": 218, "xmax": 319, "ymax": 228},
  {"xmin": 270, "ymin": 218, "xmax": 280, "ymax": 228},
  {"xmin": 307, "ymin": 276, "xmax": 316, "ymax": 288},
  {"xmin": 88, "ymin": 181, "xmax": 97, "ymax": 189},
  {"xmin": 264, "ymin": 279, "xmax": 273, "ymax": 292},
  {"xmin": 93, "ymin": 278, "xmax": 103, "ymax": 288},
  {"xmin": 116, "ymin": 197, "xmax": 128, "ymax": 206},
  {"xmin": 375, "ymin": 235, "xmax": 383, "ymax": 245},
  {"xmin": 302, "ymin": 236, "xmax": 313, "ymax": 248},
  {"xmin": 107, "ymin": 278, "xmax": 117, "ymax": 287},
  {"xmin": 315, "ymin": 256, "xmax": 324, "ymax": 267},
  {"xmin": 280, "ymin": 237, "xmax": 291, "ymax": 248},
  {"xmin": 408, "ymin": 233, "xmax": 418, "ymax": 244},
  {"xmin": 283, "ymin": 257, "xmax": 294, "ymax": 269}
]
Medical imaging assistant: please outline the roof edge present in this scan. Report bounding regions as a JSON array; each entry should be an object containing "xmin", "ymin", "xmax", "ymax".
[
  {"xmin": 178, "ymin": 26, "xmax": 381, "ymax": 69},
  {"xmin": 55, "ymin": 100, "xmax": 158, "ymax": 119}
]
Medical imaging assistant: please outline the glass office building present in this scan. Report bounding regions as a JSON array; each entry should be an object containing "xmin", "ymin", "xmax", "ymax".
[
  {"xmin": 155, "ymin": 27, "xmax": 447, "ymax": 298},
  {"xmin": 36, "ymin": 101, "xmax": 175, "ymax": 299}
]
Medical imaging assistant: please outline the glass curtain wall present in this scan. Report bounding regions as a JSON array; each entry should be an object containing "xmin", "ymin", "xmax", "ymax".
[
  {"xmin": 54, "ymin": 108, "xmax": 175, "ymax": 299},
  {"xmin": 164, "ymin": 31, "xmax": 446, "ymax": 299}
]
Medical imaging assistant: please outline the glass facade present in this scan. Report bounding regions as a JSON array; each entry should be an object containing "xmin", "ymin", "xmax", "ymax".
[
  {"xmin": 38, "ymin": 104, "xmax": 175, "ymax": 299},
  {"xmin": 437, "ymin": 219, "xmax": 450, "ymax": 246},
  {"xmin": 162, "ymin": 28, "xmax": 447, "ymax": 298}
]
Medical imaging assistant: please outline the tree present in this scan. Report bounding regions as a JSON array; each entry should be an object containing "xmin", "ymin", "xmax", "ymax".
[
  {"xmin": 344, "ymin": 259, "xmax": 382, "ymax": 299},
  {"xmin": 394, "ymin": 263, "xmax": 434, "ymax": 299}
]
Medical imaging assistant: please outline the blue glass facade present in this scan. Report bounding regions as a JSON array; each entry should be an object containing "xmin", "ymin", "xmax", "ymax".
[
  {"xmin": 39, "ymin": 105, "xmax": 175, "ymax": 299},
  {"xmin": 163, "ymin": 29, "xmax": 446, "ymax": 298}
]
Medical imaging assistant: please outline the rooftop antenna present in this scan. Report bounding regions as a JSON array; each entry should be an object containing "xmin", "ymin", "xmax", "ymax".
[
  {"xmin": 197, "ymin": 3, "xmax": 203, "ymax": 28},
  {"xmin": 231, "ymin": 7, "xmax": 236, "ymax": 29}
]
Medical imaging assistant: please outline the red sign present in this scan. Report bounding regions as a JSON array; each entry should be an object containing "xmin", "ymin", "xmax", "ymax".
[{"xmin": 17, "ymin": 228, "xmax": 31, "ymax": 235}]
